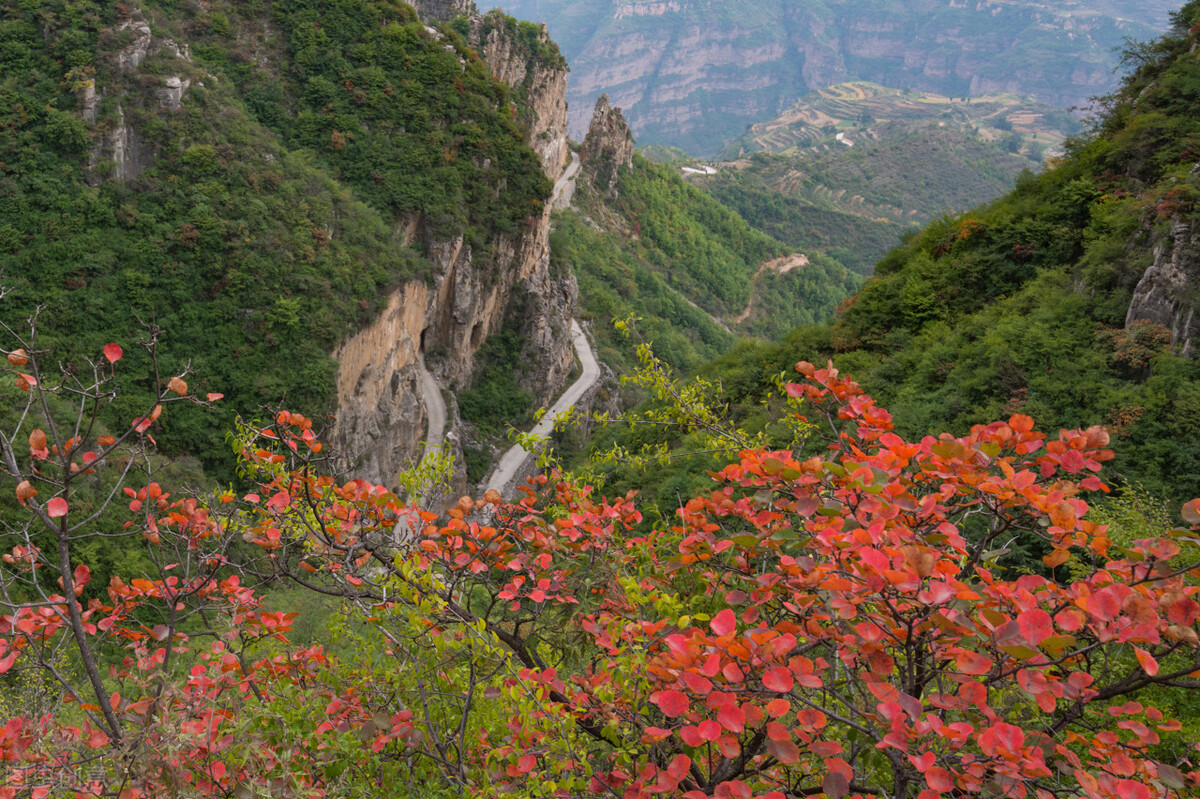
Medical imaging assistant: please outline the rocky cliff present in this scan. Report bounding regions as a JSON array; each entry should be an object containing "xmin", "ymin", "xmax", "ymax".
[
  {"xmin": 471, "ymin": 12, "xmax": 570, "ymax": 181},
  {"xmin": 331, "ymin": 3, "xmax": 576, "ymax": 490},
  {"xmin": 500, "ymin": 0, "xmax": 1174, "ymax": 155},
  {"xmin": 84, "ymin": 12, "xmax": 195, "ymax": 184},
  {"xmin": 1127, "ymin": 217, "xmax": 1200, "ymax": 358},
  {"xmin": 580, "ymin": 94, "xmax": 635, "ymax": 197}
]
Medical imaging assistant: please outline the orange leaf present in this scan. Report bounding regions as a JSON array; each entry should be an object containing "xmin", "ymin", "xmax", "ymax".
[
  {"xmin": 1043, "ymin": 548, "xmax": 1070, "ymax": 568},
  {"xmin": 167, "ymin": 376, "xmax": 187, "ymax": 396},
  {"xmin": 15, "ymin": 480, "xmax": 37, "ymax": 506},
  {"xmin": 1133, "ymin": 646, "xmax": 1159, "ymax": 676},
  {"xmin": 6, "ymin": 349, "xmax": 28, "ymax": 366}
]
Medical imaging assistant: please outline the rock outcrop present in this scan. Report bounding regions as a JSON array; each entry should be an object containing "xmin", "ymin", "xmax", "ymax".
[
  {"xmin": 1127, "ymin": 217, "xmax": 1200, "ymax": 358},
  {"xmin": 331, "ymin": 3, "xmax": 577, "ymax": 490},
  {"xmin": 473, "ymin": 12, "xmax": 570, "ymax": 180},
  {"xmin": 86, "ymin": 12, "xmax": 193, "ymax": 184},
  {"xmin": 580, "ymin": 95, "xmax": 634, "ymax": 196}
]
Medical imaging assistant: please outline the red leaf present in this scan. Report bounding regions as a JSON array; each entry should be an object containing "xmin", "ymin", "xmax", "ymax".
[
  {"xmin": 1134, "ymin": 646, "xmax": 1159, "ymax": 676},
  {"xmin": 680, "ymin": 724, "xmax": 704, "ymax": 747},
  {"xmin": 766, "ymin": 737, "xmax": 799, "ymax": 764},
  {"xmin": 710, "ymin": 608, "xmax": 736, "ymax": 637},
  {"xmin": 207, "ymin": 392, "xmax": 224, "ymax": 401},
  {"xmin": 651, "ymin": 689, "xmax": 689, "ymax": 718},
  {"xmin": 696, "ymin": 719, "xmax": 721, "ymax": 742},
  {"xmin": 762, "ymin": 666, "xmax": 794, "ymax": 693},
  {"xmin": 103, "ymin": 343, "xmax": 122, "ymax": 364},
  {"xmin": 765, "ymin": 698, "xmax": 790, "ymax": 717},
  {"xmin": 46, "ymin": 497, "xmax": 68, "ymax": 518},
  {"xmin": 926, "ymin": 766, "xmax": 955, "ymax": 791},
  {"xmin": 717, "ymin": 703, "xmax": 745, "ymax": 733},
  {"xmin": 1182, "ymin": 498, "xmax": 1200, "ymax": 526}
]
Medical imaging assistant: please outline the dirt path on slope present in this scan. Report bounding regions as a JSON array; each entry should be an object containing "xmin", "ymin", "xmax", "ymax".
[{"xmin": 728, "ymin": 253, "xmax": 810, "ymax": 325}]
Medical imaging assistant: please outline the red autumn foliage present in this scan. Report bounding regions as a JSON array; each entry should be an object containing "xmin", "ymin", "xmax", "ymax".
[{"xmin": 1, "ymin": 339, "xmax": 1198, "ymax": 797}]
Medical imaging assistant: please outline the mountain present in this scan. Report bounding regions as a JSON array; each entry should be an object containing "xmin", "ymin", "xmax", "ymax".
[
  {"xmin": 0, "ymin": 0, "xmax": 577, "ymax": 490},
  {"xmin": 689, "ymin": 82, "xmax": 1084, "ymax": 273},
  {"xmin": 585, "ymin": 1, "xmax": 1200, "ymax": 509},
  {"xmin": 498, "ymin": 0, "xmax": 1175, "ymax": 155},
  {"xmin": 551, "ymin": 97, "xmax": 860, "ymax": 375}
]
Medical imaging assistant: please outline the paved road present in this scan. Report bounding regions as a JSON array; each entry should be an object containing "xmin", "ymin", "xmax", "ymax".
[
  {"xmin": 485, "ymin": 320, "xmax": 599, "ymax": 495},
  {"xmin": 417, "ymin": 352, "xmax": 445, "ymax": 449}
]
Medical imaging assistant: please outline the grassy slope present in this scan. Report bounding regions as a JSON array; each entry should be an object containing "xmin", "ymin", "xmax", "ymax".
[{"xmin": 561, "ymin": 154, "xmax": 859, "ymax": 373}]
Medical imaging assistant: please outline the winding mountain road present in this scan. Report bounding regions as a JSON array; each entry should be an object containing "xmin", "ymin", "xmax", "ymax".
[
  {"xmin": 417, "ymin": 352, "xmax": 445, "ymax": 450},
  {"xmin": 482, "ymin": 151, "xmax": 595, "ymax": 495},
  {"xmin": 484, "ymin": 319, "xmax": 599, "ymax": 496}
]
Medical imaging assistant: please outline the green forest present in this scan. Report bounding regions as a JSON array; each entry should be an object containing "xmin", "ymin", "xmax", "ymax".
[{"xmin": 0, "ymin": 0, "xmax": 550, "ymax": 479}]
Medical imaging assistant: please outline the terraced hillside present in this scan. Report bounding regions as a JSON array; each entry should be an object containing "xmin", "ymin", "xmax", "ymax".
[
  {"xmin": 722, "ymin": 82, "xmax": 1081, "ymax": 160},
  {"xmin": 679, "ymin": 82, "xmax": 1083, "ymax": 273}
]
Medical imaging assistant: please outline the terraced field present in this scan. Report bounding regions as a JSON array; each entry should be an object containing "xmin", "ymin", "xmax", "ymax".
[{"xmin": 722, "ymin": 82, "xmax": 1082, "ymax": 160}]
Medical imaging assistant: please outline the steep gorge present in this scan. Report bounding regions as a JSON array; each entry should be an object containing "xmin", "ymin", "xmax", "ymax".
[{"xmin": 330, "ymin": 2, "xmax": 578, "ymax": 490}]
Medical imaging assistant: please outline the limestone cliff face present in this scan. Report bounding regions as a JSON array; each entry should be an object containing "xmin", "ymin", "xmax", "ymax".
[
  {"xmin": 332, "ymin": 283, "xmax": 432, "ymax": 489},
  {"xmin": 331, "ymin": 4, "xmax": 576, "ymax": 488},
  {"xmin": 502, "ymin": 0, "xmax": 1172, "ymax": 155},
  {"xmin": 581, "ymin": 95, "xmax": 635, "ymax": 197},
  {"xmin": 1127, "ymin": 217, "xmax": 1200, "ymax": 358},
  {"xmin": 473, "ymin": 12, "xmax": 570, "ymax": 180}
]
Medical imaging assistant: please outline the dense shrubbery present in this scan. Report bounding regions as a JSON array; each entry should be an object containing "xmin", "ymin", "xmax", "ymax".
[{"xmin": 4, "ymin": 338, "xmax": 1199, "ymax": 797}]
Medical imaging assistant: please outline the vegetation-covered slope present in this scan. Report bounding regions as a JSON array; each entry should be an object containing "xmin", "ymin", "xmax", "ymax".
[
  {"xmin": 697, "ymin": 83, "xmax": 1083, "ymax": 274},
  {"xmin": 561, "ymin": 154, "xmax": 859, "ymax": 372},
  {"xmin": 0, "ymin": 0, "xmax": 549, "ymax": 477},
  {"xmin": 584, "ymin": 2, "xmax": 1200, "ymax": 508}
]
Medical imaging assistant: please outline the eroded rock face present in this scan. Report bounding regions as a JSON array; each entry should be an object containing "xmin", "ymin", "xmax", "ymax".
[
  {"xmin": 1127, "ymin": 218, "xmax": 1200, "ymax": 358},
  {"xmin": 474, "ymin": 12, "xmax": 569, "ymax": 180},
  {"xmin": 332, "ymin": 283, "xmax": 432, "ymax": 489},
  {"xmin": 581, "ymin": 94, "xmax": 635, "ymax": 197},
  {"xmin": 87, "ymin": 11, "xmax": 193, "ymax": 184}
]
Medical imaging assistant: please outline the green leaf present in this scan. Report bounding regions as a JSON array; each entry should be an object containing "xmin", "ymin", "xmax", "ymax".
[{"xmin": 1000, "ymin": 644, "xmax": 1039, "ymax": 660}]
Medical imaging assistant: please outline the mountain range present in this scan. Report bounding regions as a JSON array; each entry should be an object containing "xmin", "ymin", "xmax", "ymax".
[{"xmin": 499, "ymin": 0, "xmax": 1176, "ymax": 155}]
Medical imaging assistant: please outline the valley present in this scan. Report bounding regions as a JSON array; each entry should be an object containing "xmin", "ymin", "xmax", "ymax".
[{"xmin": 2, "ymin": 0, "xmax": 1200, "ymax": 795}]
